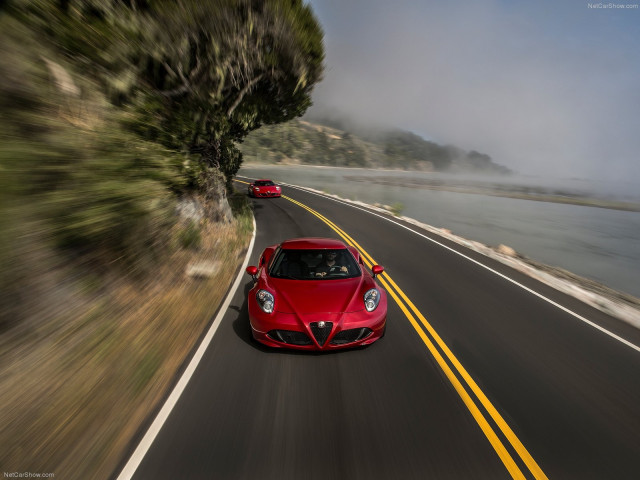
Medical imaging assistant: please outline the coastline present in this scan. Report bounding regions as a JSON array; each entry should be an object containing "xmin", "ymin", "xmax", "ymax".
[
  {"xmin": 242, "ymin": 163, "xmax": 640, "ymax": 212},
  {"xmin": 343, "ymin": 175, "xmax": 640, "ymax": 212}
]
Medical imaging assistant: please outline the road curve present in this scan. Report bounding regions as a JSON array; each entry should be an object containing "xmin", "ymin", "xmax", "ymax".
[{"xmin": 118, "ymin": 179, "xmax": 640, "ymax": 480}]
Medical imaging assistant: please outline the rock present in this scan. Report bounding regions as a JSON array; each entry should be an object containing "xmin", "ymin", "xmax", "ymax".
[
  {"xmin": 175, "ymin": 197, "xmax": 205, "ymax": 222},
  {"xmin": 497, "ymin": 244, "xmax": 517, "ymax": 256},
  {"xmin": 186, "ymin": 261, "xmax": 220, "ymax": 279},
  {"xmin": 202, "ymin": 173, "xmax": 233, "ymax": 223},
  {"xmin": 41, "ymin": 57, "xmax": 80, "ymax": 97}
]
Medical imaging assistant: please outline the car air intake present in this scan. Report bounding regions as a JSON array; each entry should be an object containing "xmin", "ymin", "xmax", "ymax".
[
  {"xmin": 329, "ymin": 328, "xmax": 373, "ymax": 345},
  {"xmin": 309, "ymin": 321, "xmax": 334, "ymax": 346},
  {"xmin": 267, "ymin": 330, "xmax": 313, "ymax": 346}
]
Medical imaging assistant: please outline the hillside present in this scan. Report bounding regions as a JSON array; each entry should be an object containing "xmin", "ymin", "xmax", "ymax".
[{"xmin": 240, "ymin": 118, "xmax": 511, "ymax": 174}]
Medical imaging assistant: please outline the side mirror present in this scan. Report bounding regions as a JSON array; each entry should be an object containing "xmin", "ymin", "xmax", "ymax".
[
  {"xmin": 371, "ymin": 265, "xmax": 384, "ymax": 278},
  {"xmin": 246, "ymin": 266, "xmax": 258, "ymax": 281}
]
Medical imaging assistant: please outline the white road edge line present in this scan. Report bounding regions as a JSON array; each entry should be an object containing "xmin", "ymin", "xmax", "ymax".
[
  {"xmin": 116, "ymin": 218, "xmax": 257, "ymax": 480},
  {"xmin": 239, "ymin": 177, "xmax": 639, "ymax": 354}
]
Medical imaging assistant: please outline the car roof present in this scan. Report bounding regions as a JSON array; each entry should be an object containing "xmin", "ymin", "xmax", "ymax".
[
  {"xmin": 280, "ymin": 237, "xmax": 347, "ymax": 250},
  {"xmin": 255, "ymin": 179, "xmax": 273, "ymax": 182}
]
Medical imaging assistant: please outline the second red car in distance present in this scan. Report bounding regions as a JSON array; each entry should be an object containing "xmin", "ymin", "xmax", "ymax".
[
  {"xmin": 248, "ymin": 179, "xmax": 282, "ymax": 198},
  {"xmin": 245, "ymin": 237, "xmax": 387, "ymax": 351}
]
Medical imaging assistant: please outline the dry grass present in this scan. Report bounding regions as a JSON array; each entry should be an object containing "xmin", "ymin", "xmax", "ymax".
[{"xmin": 0, "ymin": 207, "xmax": 253, "ymax": 479}]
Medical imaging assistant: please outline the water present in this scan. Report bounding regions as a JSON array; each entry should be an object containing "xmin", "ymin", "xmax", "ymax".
[{"xmin": 239, "ymin": 165, "xmax": 640, "ymax": 298}]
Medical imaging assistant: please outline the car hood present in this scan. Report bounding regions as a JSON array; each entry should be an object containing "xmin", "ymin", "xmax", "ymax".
[{"xmin": 269, "ymin": 276, "xmax": 365, "ymax": 314}]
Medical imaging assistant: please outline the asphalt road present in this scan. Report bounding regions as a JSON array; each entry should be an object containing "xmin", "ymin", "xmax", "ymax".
[{"xmin": 119, "ymin": 180, "xmax": 640, "ymax": 480}]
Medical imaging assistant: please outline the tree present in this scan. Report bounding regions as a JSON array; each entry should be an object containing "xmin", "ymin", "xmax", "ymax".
[
  {"xmin": 19, "ymin": 0, "xmax": 324, "ymax": 188},
  {"xmin": 131, "ymin": 0, "xmax": 325, "ymax": 185}
]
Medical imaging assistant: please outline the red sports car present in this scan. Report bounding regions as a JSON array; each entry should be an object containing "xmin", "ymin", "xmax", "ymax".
[
  {"xmin": 247, "ymin": 179, "xmax": 282, "ymax": 198},
  {"xmin": 245, "ymin": 238, "xmax": 387, "ymax": 350}
]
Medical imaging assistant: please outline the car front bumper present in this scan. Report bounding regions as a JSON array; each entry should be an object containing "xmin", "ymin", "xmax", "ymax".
[
  {"xmin": 248, "ymin": 308, "xmax": 387, "ymax": 350},
  {"xmin": 251, "ymin": 190, "xmax": 281, "ymax": 197}
]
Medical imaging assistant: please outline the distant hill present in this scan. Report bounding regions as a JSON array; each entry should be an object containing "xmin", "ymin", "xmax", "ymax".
[{"xmin": 239, "ymin": 118, "xmax": 511, "ymax": 174}]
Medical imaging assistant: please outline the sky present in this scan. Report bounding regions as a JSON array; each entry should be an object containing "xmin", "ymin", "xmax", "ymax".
[{"xmin": 304, "ymin": 0, "xmax": 640, "ymax": 184}]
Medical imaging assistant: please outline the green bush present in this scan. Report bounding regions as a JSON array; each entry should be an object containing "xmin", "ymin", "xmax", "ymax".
[
  {"xmin": 390, "ymin": 202, "xmax": 404, "ymax": 216},
  {"xmin": 178, "ymin": 221, "xmax": 202, "ymax": 250}
]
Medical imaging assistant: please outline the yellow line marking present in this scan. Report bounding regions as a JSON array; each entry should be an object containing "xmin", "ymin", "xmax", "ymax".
[
  {"xmin": 381, "ymin": 274, "xmax": 548, "ymax": 480},
  {"xmin": 282, "ymin": 194, "xmax": 547, "ymax": 480}
]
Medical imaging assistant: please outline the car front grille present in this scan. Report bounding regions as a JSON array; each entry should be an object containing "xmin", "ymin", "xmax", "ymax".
[
  {"xmin": 267, "ymin": 330, "xmax": 313, "ymax": 345},
  {"xmin": 309, "ymin": 322, "xmax": 334, "ymax": 346},
  {"xmin": 329, "ymin": 327, "xmax": 373, "ymax": 345}
]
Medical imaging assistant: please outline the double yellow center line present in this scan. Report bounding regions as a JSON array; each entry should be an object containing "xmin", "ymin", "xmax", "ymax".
[{"xmin": 237, "ymin": 179, "xmax": 547, "ymax": 479}]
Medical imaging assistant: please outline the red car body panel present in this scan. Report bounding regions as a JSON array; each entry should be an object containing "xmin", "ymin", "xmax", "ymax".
[
  {"xmin": 246, "ymin": 238, "xmax": 387, "ymax": 350},
  {"xmin": 271, "ymin": 276, "xmax": 365, "ymax": 313},
  {"xmin": 248, "ymin": 179, "xmax": 282, "ymax": 198}
]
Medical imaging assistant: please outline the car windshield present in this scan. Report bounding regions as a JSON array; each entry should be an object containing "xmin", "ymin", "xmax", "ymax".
[
  {"xmin": 255, "ymin": 180, "xmax": 275, "ymax": 186},
  {"xmin": 270, "ymin": 248, "xmax": 360, "ymax": 280}
]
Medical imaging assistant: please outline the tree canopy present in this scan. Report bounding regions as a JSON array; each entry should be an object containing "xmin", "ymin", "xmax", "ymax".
[
  {"xmin": 128, "ymin": 0, "xmax": 325, "ymax": 182},
  {"xmin": 11, "ymin": 0, "xmax": 324, "ymax": 183}
]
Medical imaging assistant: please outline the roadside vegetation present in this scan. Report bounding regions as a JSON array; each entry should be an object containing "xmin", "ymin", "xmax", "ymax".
[
  {"xmin": 390, "ymin": 202, "xmax": 404, "ymax": 217},
  {"xmin": 0, "ymin": 1, "xmax": 323, "ymax": 478}
]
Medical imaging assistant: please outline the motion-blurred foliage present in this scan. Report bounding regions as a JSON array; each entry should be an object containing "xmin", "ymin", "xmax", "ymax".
[{"xmin": 0, "ymin": 0, "xmax": 324, "ymax": 327}]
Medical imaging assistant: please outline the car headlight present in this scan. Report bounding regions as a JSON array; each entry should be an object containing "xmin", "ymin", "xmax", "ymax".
[
  {"xmin": 364, "ymin": 289, "xmax": 380, "ymax": 312},
  {"xmin": 256, "ymin": 289, "xmax": 274, "ymax": 313}
]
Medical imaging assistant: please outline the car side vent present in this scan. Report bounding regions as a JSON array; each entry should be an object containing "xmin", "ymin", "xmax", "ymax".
[
  {"xmin": 330, "ymin": 327, "xmax": 373, "ymax": 345},
  {"xmin": 267, "ymin": 330, "xmax": 313, "ymax": 346},
  {"xmin": 309, "ymin": 322, "xmax": 333, "ymax": 346}
]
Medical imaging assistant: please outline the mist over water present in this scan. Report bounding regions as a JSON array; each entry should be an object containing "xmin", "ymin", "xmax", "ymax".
[
  {"xmin": 449, "ymin": 172, "xmax": 640, "ymax": 203},
  {"xmin": 305, "ymin": 0, "xmax": 640, "ymax": 190},
  {"xmin": 240, "ymin": 164, "xmax": 640, "ymax": 298}
]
